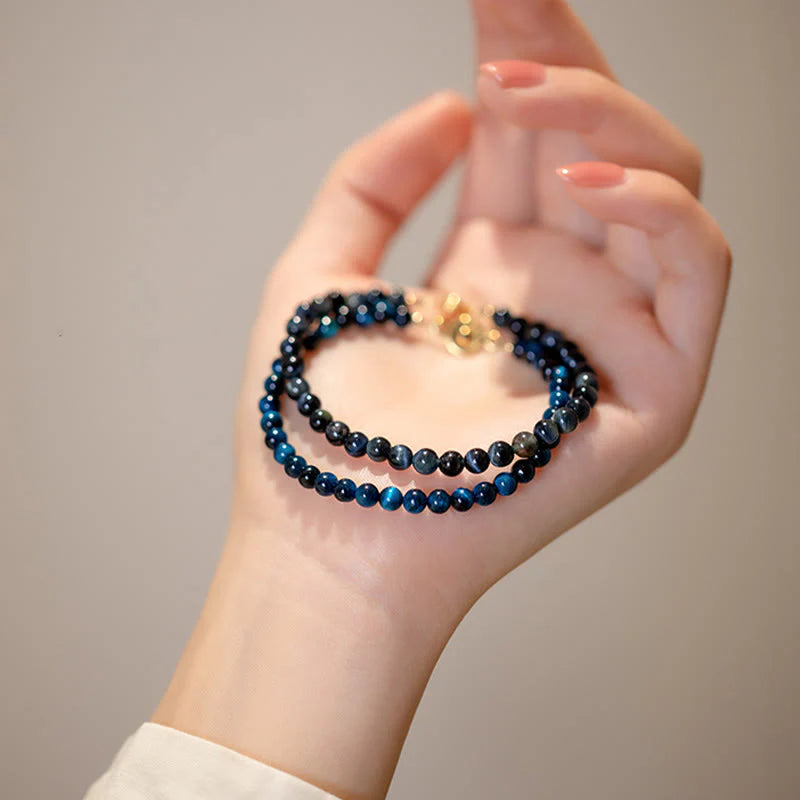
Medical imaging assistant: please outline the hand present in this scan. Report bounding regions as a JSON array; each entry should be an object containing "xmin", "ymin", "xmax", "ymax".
[{"xmin": 154, "ymin": 3, "xmax": 730, "ymax": 799}]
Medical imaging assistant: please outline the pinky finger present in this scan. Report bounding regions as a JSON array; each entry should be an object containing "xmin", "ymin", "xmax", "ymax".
[{"xmin": 557, "ymin": 162, "xmax": 731, "ymax": 371}]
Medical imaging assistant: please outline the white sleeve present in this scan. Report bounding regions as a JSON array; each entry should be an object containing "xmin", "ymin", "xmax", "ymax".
[{"xmin": 83, "ymin": 722, "xmax": 344, "ymax": 800}]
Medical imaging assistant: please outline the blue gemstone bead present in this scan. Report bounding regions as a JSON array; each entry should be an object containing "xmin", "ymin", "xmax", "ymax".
[
  {"xmin": 355, "ymin": 308, "xmax": 375, "ymax": 326},
  {"xmin": 297, "ymin": 392, "xmax": 321, "ymax": 416},
  {"xmin": 394, "ymin": 306, "xmax": 411, "ymax": 326},
  {"xmin": 534, "ymin": 419, "xmax": 561, "ymax": 448},
  {"xmin": 427, "ymin": 490, "xmax": 451, "ymax": 514},
  {"xmin": 274, "ymin": 442, "xmax": 295, "ymax": 464},
  {"xmin": 284, "ymin": 454, "xmax": 307, "ymax": 479},
  {"xmin": 355, "ymin": 483, "xmax": 380, "ymax": 507},
  {"xmin": 574, "ymin": 384, "xmax": 598, "ymax": 407},
  {"xmin": 314, "ymin": 471, "xmax": 338, "ymax": 496},
  {"xmin": 553, "ymin": 406, "xmax": 579, "ymax": 433},
  {"xmin": 549, "ymin": 376, "xmax": 571, "ymax": 392},
  {"xmin": 542, "ymin": 407, "xmax": 554, "ymax": 420},
  {"xmin": 344, "ymin": 431, "xmax": 369, "ymax": 457},
  {"xmin": 532, "ymin": 447, "xmax": 551, "ymax": 467},
  {"xmin": 551, "ymin": 365, "xmax": 569, "ymax": 380},
  {"xmin": 511, "ymin": 459, "xmax": 535, "ymax": 484},
  {"xmin": 298, "ymin": 465, "xmax": 320, "ymax": 488},
  {"xmin": 380, "ymin": 486, "xmax": 403, "ymax": 511},
  {"xmin": 549, "ymin": 389, "xmax": 570, "ymax": 408},
  {"xmin": 412, "ymin": 448, "xmax": 439, "ymax": 475},
  {"xmin": 403, "ymin": 489, "xmax": 427, "ymax": 514},
  {"xmin": 574, "ymin": 371, "xmax": 599, "ymax": 390},
  {"xmin": 568, "ymin": 396, "xmax": 592, "ymax": 422},
  {"xmin": 272, "ymin": 358, "xmax": 285, "ymax": 376},
  {"xmin": 264, "ymin": 427, "xmax": 287, "ymax": 449},
  {"xmin": 451, "ymin": 487, "xmax": 474, "ymax": 512},
  {"xmin": 389, "ymin": 444, "xmax": 413, "ymax": 471},
  {"xmin": 488, "ymin": 441, "xmax": 514, "ymax": 467},
  {"xmin": 264, "ymin": 375, "xmax": 282, "ymax": 394},
  {"xmin": 494, "ymin": 473, "xmax": 518, "ymax": 496},
  {"xmin": 286, "ymin": 376, "xmax": 309, "ymax": 400},
  {"xmin": 465, "ymin": 448, "xmax": 490, "ymax": 474},
  {"xmin": 473, "ymin": 482, "xmax": 497, "ymax": 506},
  {"xmin": 524, "ymin": 340, "xmax": 544, "ymax": 362},
  {"xmin": 334, "ymin": 478, "xmax": 357, "ymax": 502},
  {"xmin": 367, "ymin": 436, "xmax": 391, "ymax": 462},
  {"xmin": 319, "ymin": 318, "xmax": 339, "ymax": 338},
  {"xmin": 260, "ymin": 410, "xmax": 283, "ymax": 431},
  {"xmin": 259, "ymin": 395, "xmax": 278, "ymax": 413}
]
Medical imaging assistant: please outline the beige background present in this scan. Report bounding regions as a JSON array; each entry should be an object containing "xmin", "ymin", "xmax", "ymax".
[{"xmin": 2, "ymin": 1, "xmax": 799, "ymax": 798}]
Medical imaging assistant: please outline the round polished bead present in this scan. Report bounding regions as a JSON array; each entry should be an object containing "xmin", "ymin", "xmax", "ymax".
[
  {"xmin": 403, "ymin": 489, "xmax": 427, "ymax": 514},
  {"xmin": 388, "ymin": 444, "xmax": 413, "ymax": 471},
  {"xmin": 542, "ymin": 407, "xmax": 554, "ymax": 420},
  {"xmin": 325, "ymin": 420, "xmax": 350, "ymax": 446},
  {"xmin": 280, "ymin": 336, "xmax": 301, "ymax": 357},
  {"xmin": 309, "ymin": 409, "xmax": 333, "ymax": 432},
  {"xmin": 438, "ymin": 450, "xmax": 465, "ymax": 477},
  {"xmin": 509, "ymin": 317, "xmax": 527, "ymax": 337},
  {"xmin": 260, "ymin": 410, "xmax": 283, "ymax": 431},
  {"xmin": 274, "ymin": 442, "xmax": 295, "ymax": 464},
  {"xmin": 314, "ymin": 471, "xmax": 338, "ymax": 496},
  {"xmin": 264, "ymin": 427, "xmax": 287, "ymax": 450},
  {"xmin": 286, "ymin": 316, "xmax": 308, "ymax": 335},
  {"xmin": 494, "ymin": 472, "xmax": 518, "ymax": 496},
  {"xmin": 574, "ymin": 371, "xmax": 599, "ymax": 390},
  {"xmin": 297, "ymin": 392, "xmax": 321, "ymax": 417},
  {"xmin": 528, "ymin": 322, "xmax": 546, "ymax": 340},
  {"xmin": 317, "ymin": 315, "xmax": 338, "ymax": 338},
  {"xmin": 379, "ymin": 486, "xmax": 403, "ymax": 511},
  {"xmin": 511, "ymin": 459, "xmax": 535, "ymax": 484},
  {"xmin": 334, "ymin": 478, "xmax": 357, "ymax": 502},
  {"xmin": 532, "ymin": 447, "xmax": 551, "ymax": 468},
  {"xmin": 473, "ymin": 481, "xmax": 497, "ymax": 506},
  {"xmin": 284, "ymin": 454, "xmax": 307, "ymax": 479},
  {"xmin": 451, "ymin": 487, "xmax": 474, "ymax": 512},
  {"xmin": 568, "ymin": 396, "xmax": 591, "ymax": 422},
  {"xmin": 427, "ymin": 490, "xmax": 451, "ymax": 514},
  {"xmin": 549, "ymin": 389, "xmax": 570, "ymax": 408},
  {"xmin": 551, "ymin": 365, "xmax": 569, "ymax": 380},
  {"xmin": 281, "ymin": 354, "xmax": 305, "ymax": 377},
  {"xmin": 344, "ymin": 431, "xmax": 368, "ymax": 457},
  {"xmin": 412, "ymin": 448, "xmax": 439, "ymax": 475},
  {"xmin": 511, "ymin": 431, "xmax": 538, "ymax": 458},
  {"xmin": 489, "ymin": 441, "xmax": 514, "ymax": 467},
  {"xmin": 297, "ymin": 465, "xmax": 320, "ymax": 489},
  {"xmin": 366, "ymin": 436, "xmax": 391, "ymax": 462},
  {"xmin": 573, "ymin": 384, "xmax": 598, "ymax": 407},
  {"xmin": 553, "ymin": 406, "xmax": 579, "ymax": 433},
  {"xmin": 465, "ymin": 448, "xmax": 490, "ymax": 474},
  {"xmin": 264, "ymin": 375, "xmax": 283, "ymax": 394},
  {"xmin": 513, "ymin": 341, "xmax": 527, "ymax": 359},
  {"xmin": 355, "ymin": 482, "xmax": 379, "ymax": 507},
  {"xmin": 394, "ymin": 305, "xmax": 411, "ymax": 326},
  {"xmin": 534, "ymin": 419, "xmax": 561, "ymax": 448},
  {"xmin": 541, "ymin": 329, "xmax": 564, "ymax": 350},
  {"xmin": 493, "ymin": 308, "xmax": 511, "ymax": 328},
  {"xmin": 259, "ymin": 394, "xmax": 278, "ymax": 413},
  {"xmin": 286, "ymin": 376, "xmax": 309, "ymax": 400},
  {"xmin": 524, "ymin": 340, "xmax": 544, "ymax": 363},
  {"xmin": 271, "ymin": 358, "xmax": 283, "ymax": 375},
  {"xmin": 549, "ymin": 375, "xmax": 571, "ymax": 392}
]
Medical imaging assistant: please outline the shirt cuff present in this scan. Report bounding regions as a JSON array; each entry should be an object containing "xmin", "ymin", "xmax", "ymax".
[{"xmin": 83, "ymin": 722, "xmax": 344, "ymax": 800}]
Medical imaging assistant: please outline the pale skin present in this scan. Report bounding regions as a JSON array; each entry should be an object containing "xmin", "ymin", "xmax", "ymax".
[{"xmin": 152, "ymin": 2, "xmax": 731, "ymax": 799}]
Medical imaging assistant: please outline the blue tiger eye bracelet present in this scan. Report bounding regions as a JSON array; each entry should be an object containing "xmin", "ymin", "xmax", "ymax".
[{"xmin": 259, "ymin": 288, "xmax": 599, "ymax": 514}]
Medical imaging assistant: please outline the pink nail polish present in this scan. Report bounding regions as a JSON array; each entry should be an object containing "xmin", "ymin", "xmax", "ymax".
[
  {"xmin": 480, "ymin": 60, "xmax": 547, "ymax": 89},
  {"xmin": 557, "ymin": 162, "xmax": 627, "ymax": 188}
]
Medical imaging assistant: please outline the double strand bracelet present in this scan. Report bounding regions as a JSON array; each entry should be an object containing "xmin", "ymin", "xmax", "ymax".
[{"xmin": 259, "ymin": 288, "xmax": 598, "ymax": 514}]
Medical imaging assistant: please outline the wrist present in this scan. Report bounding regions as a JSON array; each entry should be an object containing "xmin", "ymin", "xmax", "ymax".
[{"xmin": 152, "ymin": 518, "xmax": 453, "ymax": 800}]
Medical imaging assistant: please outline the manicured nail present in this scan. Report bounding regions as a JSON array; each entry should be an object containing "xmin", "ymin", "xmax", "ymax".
[
  {"xmin": 557, "ymin": 162, "xmax": 627, "ymax": 188},
  {"xmin": 480, "ymin": 60, "xmax": 547, "ymax": 89}
]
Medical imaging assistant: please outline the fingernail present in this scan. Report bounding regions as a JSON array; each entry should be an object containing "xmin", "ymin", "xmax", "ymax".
[
  {"xmin": 556, "ymin": 162, "xmax": 627, "ymax": 188},
  {"xmin": 480, "ymin": 60, "xmax": 547, "ymax": 89}
]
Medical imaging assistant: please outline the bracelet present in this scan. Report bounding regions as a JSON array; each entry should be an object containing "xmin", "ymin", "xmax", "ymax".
[{"xmin": 258, "ymin": 288, "xmax": 598, "ymax": 513}]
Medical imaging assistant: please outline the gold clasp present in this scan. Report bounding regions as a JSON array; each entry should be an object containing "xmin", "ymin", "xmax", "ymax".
[{"xmin": 406, "ymin": 291, "xmax": 508, "ymax": 357}]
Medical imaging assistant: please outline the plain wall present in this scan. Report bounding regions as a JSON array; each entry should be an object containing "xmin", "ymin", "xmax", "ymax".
[{"xmin": 2, "ymin": 1, "xmax": 798, "ymax": 798}]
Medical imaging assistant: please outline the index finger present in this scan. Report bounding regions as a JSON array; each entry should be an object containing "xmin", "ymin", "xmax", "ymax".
[{"xmin": 472, "ymin": 0, "xmax": 615, "ymax": 79}]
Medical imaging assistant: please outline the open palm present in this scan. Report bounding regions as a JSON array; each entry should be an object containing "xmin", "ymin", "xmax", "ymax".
[{"xmin": 231, "ymin": 1, "xmax": 729, "ymax": 635}]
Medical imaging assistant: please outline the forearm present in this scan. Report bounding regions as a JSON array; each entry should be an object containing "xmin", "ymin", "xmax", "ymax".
[{"xmin": 151, "ymin": 519, "xmax": 452, "ymax": 800}]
